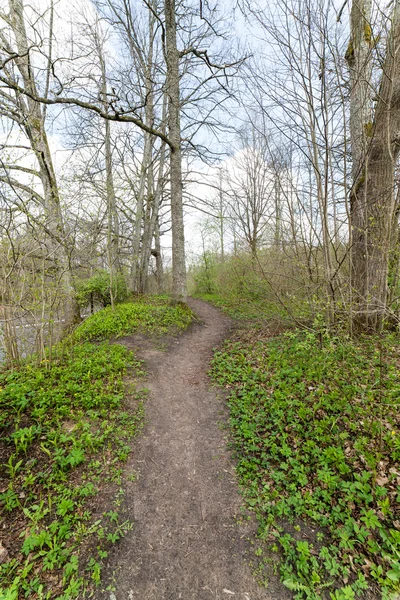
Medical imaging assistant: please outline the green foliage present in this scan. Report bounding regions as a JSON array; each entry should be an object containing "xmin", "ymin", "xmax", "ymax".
[
  {"xmin": 73, "ymin": 297, "xmax": 193, "ymax": 341},
  {"xmin": 192, "ymin": 250, "xmax": 317, "ymax": 325},
  {"xmin": 0, "ymin": 341, "xmax": 144, "ymax": 598},
  {"xmin": 192, "ymin": 251, "xmax": 218, "ymax": 294},
  {"xmin": 76, "ymin": 270, "xmax": 128, "ymax": 308},
  {"xmin": 210, "ymin": 330, "xmax": 400, "ymax": 598}
]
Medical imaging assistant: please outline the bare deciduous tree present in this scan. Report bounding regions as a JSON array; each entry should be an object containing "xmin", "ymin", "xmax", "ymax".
[
  {"xmin": 0, "ymin": 0, "xmax": 81, "ymax": 331},
  {"xmin": 347, "ymin": 0, "xmax": 400, "ymax": 331}
]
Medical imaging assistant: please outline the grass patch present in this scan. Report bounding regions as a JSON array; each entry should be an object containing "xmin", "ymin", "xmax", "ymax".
[
  {"xmin": 0, "ymin": 341, "xmax": 145, "ymax": 599},
  {"xmin": 73, "ymin": 297, "xmax": 194, "ymax": 342},
  {"xmin": 210, "ymin": 329, "xmax": 400, "ymax": 599}
]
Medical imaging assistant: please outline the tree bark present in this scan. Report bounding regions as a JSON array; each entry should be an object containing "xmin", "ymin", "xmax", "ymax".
[
  {"xmin": 97, "ymin": 29, "xmax": 121, "ymax": 307},
  {"xmin": 9, "ymin": 0, "xmax": 80, "ymax": 330},
  {"xmin": 347, "ymin": 0, "xmax": 400, "ymax": 331},
  {"xmin": 131, "ymin": 111, "xmax": 154, "ymax": 292},
  {"xmin": 164, "ymin": 0, "xmax": 187, "ymax": 302},
  {"xmin": 154, "ymin": 216, "xmax": 164, "ymax": 293},
  {"xmin": 139, "ymin": 93, "xmax": 168, "ymax": 294}
]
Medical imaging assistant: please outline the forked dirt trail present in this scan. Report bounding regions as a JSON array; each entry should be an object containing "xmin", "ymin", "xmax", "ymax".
[{"xmin": 97, "ymin": 298, "xmax": 289, "ymax": 600}]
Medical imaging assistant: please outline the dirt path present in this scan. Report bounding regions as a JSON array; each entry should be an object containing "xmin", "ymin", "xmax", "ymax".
[{"xmin": 97, "ymin": 298, "xmax": 290, "ymax": 600}]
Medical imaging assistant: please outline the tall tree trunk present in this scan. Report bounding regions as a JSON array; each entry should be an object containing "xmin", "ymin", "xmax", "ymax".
[
  {"xmin": 131, "ymin": 10, "xmax": 156, "ymax": 293},
  {"xmin": 274, "ymin": 171, "xmax": 282, "ymax": 248},
  {"xmin": 131, "ymin": 122, "xmax": 154, "ymax": 292},
  {"xmin": 98, "ymin": 30, "xmax": 121, "ymax": 307},
  {"xmin": 218, "ymin": 169, "xmax": 225, "ymax": 260},
  {"xmin": 105, "ymin": 116, "xmax": 121, "ymax": 307},
  {"xmin": 9, "ymin": 0, "xmax": 80, "ymax": 330},
  {"xmin": 387, "ymin": 196, "xmax": 400, "ymax": 317},
  {"xmin": 154, "ymin": 216, "xmax": 164, "ymax": 293},
  {"xmin": 164, "ymin": 0, "xmax": 187, "ymax": 302},
  {"xmin": 139, "ymin": 96, "xmax": 168, "ymax": 293},
  {"xmin": 347, "ymin": 0, "xmax": 400, "ymax": 331}
]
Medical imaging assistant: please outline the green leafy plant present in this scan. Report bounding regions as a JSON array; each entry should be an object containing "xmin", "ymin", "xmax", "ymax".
[
  {"xmin": 0, "ymin": 341, "xmax": 145, "ymax": 598},
  {"xmin": 73, "ymin": 297, "xmax": 193, "ymax": 341},
  {"xmin": 210, "ymin": 330, "xmax": 400, "ymax": 598}
]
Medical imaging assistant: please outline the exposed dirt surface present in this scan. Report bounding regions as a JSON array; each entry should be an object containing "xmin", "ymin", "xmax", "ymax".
[{"xmin": 95, "ymin": 298, "xmax": 291, "ymax": 600}]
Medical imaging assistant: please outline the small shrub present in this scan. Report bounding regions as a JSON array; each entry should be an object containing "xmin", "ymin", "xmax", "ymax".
[{"xmin": 76, "ymin": 270, "xmax": 128, "ymax": 308}]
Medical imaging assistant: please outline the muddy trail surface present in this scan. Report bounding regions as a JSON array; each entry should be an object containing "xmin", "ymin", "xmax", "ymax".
[{"xmin": 96, "ymin": 298, "xmax": 290, "ymax": 600}]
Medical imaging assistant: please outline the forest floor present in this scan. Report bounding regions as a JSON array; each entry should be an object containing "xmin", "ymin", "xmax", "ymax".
[{"xmin": 95, "ymin": 297, "xmax": 290, "ymax": 600}]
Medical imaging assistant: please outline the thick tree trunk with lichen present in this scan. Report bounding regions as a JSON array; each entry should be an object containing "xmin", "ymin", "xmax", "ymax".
[
  {"xmin": 9, "ymin": 0, "xmax": 80, "ymax": 330},
  {"xmin": 347, "ymin": 0, "xmax": 400, "ymax": 331},
  {"xmin": 164, "ymin": 0, "xmax": 187, "ymax": 302}
]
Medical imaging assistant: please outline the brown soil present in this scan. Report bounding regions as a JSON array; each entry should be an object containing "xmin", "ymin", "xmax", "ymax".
[{"xmin": 95, "ymin": 298, "xmax": 290, "ymax": 600}]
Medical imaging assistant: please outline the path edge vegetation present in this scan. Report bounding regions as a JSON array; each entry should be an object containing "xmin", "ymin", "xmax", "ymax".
[
  {"xmin": 200, "ymin": 293, "xmax": 400, "ymax": 600},
  {"xmin": 0, "ymin": 296, "xmax": 194, "ymax": 600}
]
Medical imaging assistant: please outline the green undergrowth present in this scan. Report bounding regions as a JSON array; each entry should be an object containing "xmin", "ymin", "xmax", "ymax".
[
  {"xmin": 73, "ymin": 297, "xmax": 194, "ymax": 342},
  {"xmin": 195, "ymin": 292, "xmax": 292, "ymax": 325},
  {"xmin": 0, "ymin": 341, "xmax": 145, "ymax": 599},
  {"xmin": 210, "ymin": 329, "xmax": 400, "ymax": 599}
]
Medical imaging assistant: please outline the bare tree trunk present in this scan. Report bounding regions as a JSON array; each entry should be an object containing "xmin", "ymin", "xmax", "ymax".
[
  {"xmin": 164, "ymin": 0, "xmax": 187, "ymax": 302},
  {"xmin": 274, "ymin": 171, "xmax": 282, "ymax": 248},
  {"xmin": 154, "ymin": 216, "xmax": 164, "ymax": 293},
  {"xmin": 346, "ymin": 0, "xmax": 373, "ymax": 328},
  {"xmin": 1, "ymin": 304, "xmax": 19, "ymax": 366},
  {"xmin": 130, "ymin": 9, "xmax": 156, "ymax": 293},
  {"xmin": 131, "ymin": 121, "xmax": 154, "ymax": 292},
  {"xmin": 9, "ymin": 0, "xmax": 80, "ymax": 330},
  {"xmin": 138, "ymin": 93, "xmax": 168, "ymax": 294},
  {"xmin": 387, "ymin": 194, "xmax": 400, "ymax": 316},
  {"xmin": 308, "ymin": 92, "xmax": 335, "ymax": 325},
  {"xmin": 139, "ymin": 133, "xmax": 167, "ymax": 293},
  {"xmin": 105, "ymin": 116, "xmax": 120, "ymax": 308},
  {"xmin": 347, "ymin": 0, "xmax": 400, "ymax": 331},
  {"xmin": 98, "ymin": 29, "xmax": 121, "ymax": 307},
  {"xmin": 218, "ymin": 169, "xmax": 225, "ymax": 260}
]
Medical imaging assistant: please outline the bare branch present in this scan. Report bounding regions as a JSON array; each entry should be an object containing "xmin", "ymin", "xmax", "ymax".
[
  {"xmin": 0, "ymin": 164, "xmax": 41, "ymax": 178},
  {"xmin": 0, "ymin": 74, "xmax": 174, "ymax": 149}
]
